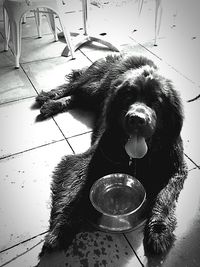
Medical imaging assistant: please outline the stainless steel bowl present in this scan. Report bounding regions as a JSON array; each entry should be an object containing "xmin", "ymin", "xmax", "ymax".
[{"xmin": 89, "ymin": 173, "xmax": 147, "ymax": 233}]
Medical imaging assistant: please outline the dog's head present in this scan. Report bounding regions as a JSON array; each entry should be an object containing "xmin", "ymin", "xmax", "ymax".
[{"xmin": 104, "ymin": 65, "xmax": 183, "ymax": 157}]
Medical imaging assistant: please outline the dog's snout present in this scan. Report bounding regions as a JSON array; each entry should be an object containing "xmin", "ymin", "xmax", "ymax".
[
  {"xmin": 124, "ymin": 103, "xmax": 156, "ymax": 137},
  {"xmin": 127, "ymin": 114, "xmax": 146, "ymax": 127}
]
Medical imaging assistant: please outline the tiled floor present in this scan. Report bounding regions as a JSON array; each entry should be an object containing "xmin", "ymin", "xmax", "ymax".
[{"xmin": 0, "ymin": 0, "xmax": 200, "ymax": 266}]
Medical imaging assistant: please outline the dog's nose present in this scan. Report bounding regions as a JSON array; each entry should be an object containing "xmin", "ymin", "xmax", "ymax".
[
  {"xmin": 127, "ymin": 114, "xmax": 146, "ymax": 126},
  {"xmin": 126, "ymin": 114, "xmax": 146, "ymax": 129}
]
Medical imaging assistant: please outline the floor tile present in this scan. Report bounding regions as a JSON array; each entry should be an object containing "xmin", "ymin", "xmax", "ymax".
[
  {"xmin": 0, "ymin": 65, "xmax": 36, "ymax": 104},
  {"xmin": 0, "ymin": 35, "xmax": 16, "ymax": 68},
  {"xmin": 0, "ymin": 98, "xmax": 64, "ymax": 158},
  {"xmin": 68, "ymin": 131, "xmax": 92, "ymax": 154},
  {"xmin": 182, "ymin": 99, "xmax": 200, "ymax": 166},
  {"xmin": 0, "ymin": 234, "xmax": 44, "ymax": 267},
  {"xmin": 142, "ymin": 33, "xmax": 200, "ymax": 87},
  {"xmin": 131, "ymin": 1, "xmax": 200, "ymax": 86},
  {"xmin": 39, "ymin": 230, "xmax": 142, "ymax": 267},
  {"xmin": 125, "ymin": 168, "xmax": 200, "ymax": 267},
  {"xmin": 80, "ymin": 44, "xmax": 119, "ymax": 63},
  {"xmin": 20, "ymin": 34, "xmax": 67, "ymax": 64},
  {"xmin": 22, "ymin": 52, "xmax": 91, "ymax": 93},
  {"xmin": 20, "ymin": 13, "xmax": 52, "ymax": 39},
  {"xmin": 162, "ymin": 168, "xmax": 200, "ymax": 267},
  {"xmin": 0, "ymin": 140, "xmax": 73, "ymax": 252},
  {"xmin": 54, "ymin": 109, "xmax": 94, "ymax": 139}
]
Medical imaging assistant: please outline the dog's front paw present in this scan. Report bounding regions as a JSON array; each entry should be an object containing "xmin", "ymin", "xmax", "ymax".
[
  {"xmin": 40, "ymin": 100, "xmax": 64, "ymax": 118},
  {"xmin": 144, "ymin": 219, "xmax": 176, "ymax": 255},
  {"xmin": 36, "ymin": 90, "xmax": 58, "ymax": 105}
]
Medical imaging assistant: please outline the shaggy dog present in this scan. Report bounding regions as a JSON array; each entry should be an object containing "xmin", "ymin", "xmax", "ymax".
[{"xmin": 36, "ymin": 54, "xmax": 188, "ymax": 256}]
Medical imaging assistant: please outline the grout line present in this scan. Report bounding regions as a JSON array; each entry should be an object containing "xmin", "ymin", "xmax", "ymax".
[
  {"xmin": 123, "ymin": 234, "xmax": 145, "ymax": 267},
  {"xmin": 19, "ymin": 55, "xmax": 70, "ymax": 69},
  {"xmin": 67, "ymin": 130, "xmax": 92, "ymax": 140},
  {"xmin": 128, "ymin": 35, "xmax": 163, "ymax": 61},
  {"xmin": 19, "ymin": 63, "xmax": 77, "ymax": 152},
  {"xmin": 129, "ymin": 35, "xmax": 199, "ymax": 89},
  {"xmin": 0, "ymin": 139, "xmax": 65, "ymax": 161},
  {"xmin": 0, "ymin": 231, "xmax": 48, "ymax": 254},
  {"xmin": 0, "ymin": 239, "xmax": 44, "ymax": 267},
  {"xmin": 0, "ymin": 95, "xmax": 36, "ymax": 107},
  {"xmin": 188, "ymin": 167, "xmax": 198, "ymax": 172},
  {"xmin": 79, "ymin": 49, "xmax": 94, "ymax": 63},
  {"xmin": 184, "ymin": 153, "xmax": 200, "ymax": 169},
  {"xmin": 20, "ymin": 64, "xmax": 41, "ymax": 95},
  {"xmin": 51, "ymin": 117, "xmax": 75, "ymax": 154}
]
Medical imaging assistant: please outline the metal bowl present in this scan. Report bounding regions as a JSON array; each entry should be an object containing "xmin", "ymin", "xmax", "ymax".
[{"xmin": 89, "ymin": 173, "xmax": 147, "ymax": 233}]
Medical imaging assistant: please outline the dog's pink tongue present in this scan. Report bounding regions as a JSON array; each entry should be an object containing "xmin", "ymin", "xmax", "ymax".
[{"xmin": 125, "ymin": 135, "xmax": 148, "ymax": 159}]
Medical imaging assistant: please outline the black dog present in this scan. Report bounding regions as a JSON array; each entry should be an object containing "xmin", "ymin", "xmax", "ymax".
[{"xmin": 36, "ymin": 54, "xmax": 188, "ymax": 255}]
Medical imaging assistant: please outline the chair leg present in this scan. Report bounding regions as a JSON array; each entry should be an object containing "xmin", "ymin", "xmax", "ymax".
[
  {"xmin": 138, "ymin": 0, "xmax": 144, "ymax": 15},
  {"xmin": 154, "ymin": 0, "xmax": 163, "ymax": 45},
  {"xmin": 59, "ymin": 16, "xmax": 75, "ymax": 58},
  {"xmin": 46, "ymin": 9, "xmax": 58, "ymax": 42},
  {"xmin": 22, "ymin": 13, "xmax": 27, "ymax": 24},
  {"xmin": 34, "ymin": 8, "xmax": 42, "ymax": 38},
  {"xmin": 3, "ymin": 8, "xmax": 10, "ymax": 51},
  {"xmin": 10, "ymin": 20, "xmax": 22, "ymax": 68}
]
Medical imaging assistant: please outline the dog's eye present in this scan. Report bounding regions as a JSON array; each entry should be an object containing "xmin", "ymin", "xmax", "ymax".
[
  {"xmin": 158, "ymin": 96, "xmax": 163, "ymax": 103},
  {"xmin": 145, "ymin": 94, "xmax": 163, "ymax": 108},
  {"xmin": 124, "ymin": 91, "xmax": 138, "ymax": 106}
]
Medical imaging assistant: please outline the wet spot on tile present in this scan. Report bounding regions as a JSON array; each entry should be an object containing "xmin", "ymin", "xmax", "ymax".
[
  {"xmin": 94, "ymin": 261, "xmax": 99, "ymax": 267},
  {"xmin": 72, "ymin": 243, "xmax": 85, "ymax": 258},
  {"xmin": 102, "ymin": 259, "xmax": 107, "ymax": 266},
  {"xmin": 65, "ymin": 252, "xmax": 70, "ymax": 257},
  {"xmin": 80, "ymin": 258, "xmax": 89, "ymax": 266},
  {"xmin": 62, "ymin": 229, "xmax": 138, "ymax": 266},
  {"xmin": 101, "ymin": 246, "xmax": 107, "ymax": 255},
  {"xmin": 93, "ymin": 248, "xmax": 101, "ymax": 256},
  {"xmin": 106, "ymin": 235, "xmax": 113, "ymax": 242},
  {"xmin": 94, "ymin": 240, "xmax": 98, "ymax": 247},
  {"xmin": 78, "ymin": 240, "xmax": 86, "ymax": 250}
]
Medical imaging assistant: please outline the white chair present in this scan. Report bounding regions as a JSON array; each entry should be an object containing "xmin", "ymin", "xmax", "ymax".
[{"xmin": 3, "ymin": 0, "xmax": 75, "ymax": 68}]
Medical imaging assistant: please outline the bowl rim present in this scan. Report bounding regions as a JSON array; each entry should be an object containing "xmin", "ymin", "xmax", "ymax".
[{"xmin": 89, "ymin": 173, "xmax": 146, "ymax": 217}]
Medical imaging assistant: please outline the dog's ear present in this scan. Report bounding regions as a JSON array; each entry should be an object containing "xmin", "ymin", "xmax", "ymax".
[
  {"xmin": 103, "ymin": 79, "xmax": 127, "ymax": 129},
  {"xmin": 161, "ymin": 81, "xmax": 184, "ymax": 144}
]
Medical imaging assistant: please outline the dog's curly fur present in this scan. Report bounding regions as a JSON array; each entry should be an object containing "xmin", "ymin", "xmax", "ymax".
[{"xmin": 36, "ymin": 54, "xmax": 188, "ymax": 256}]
